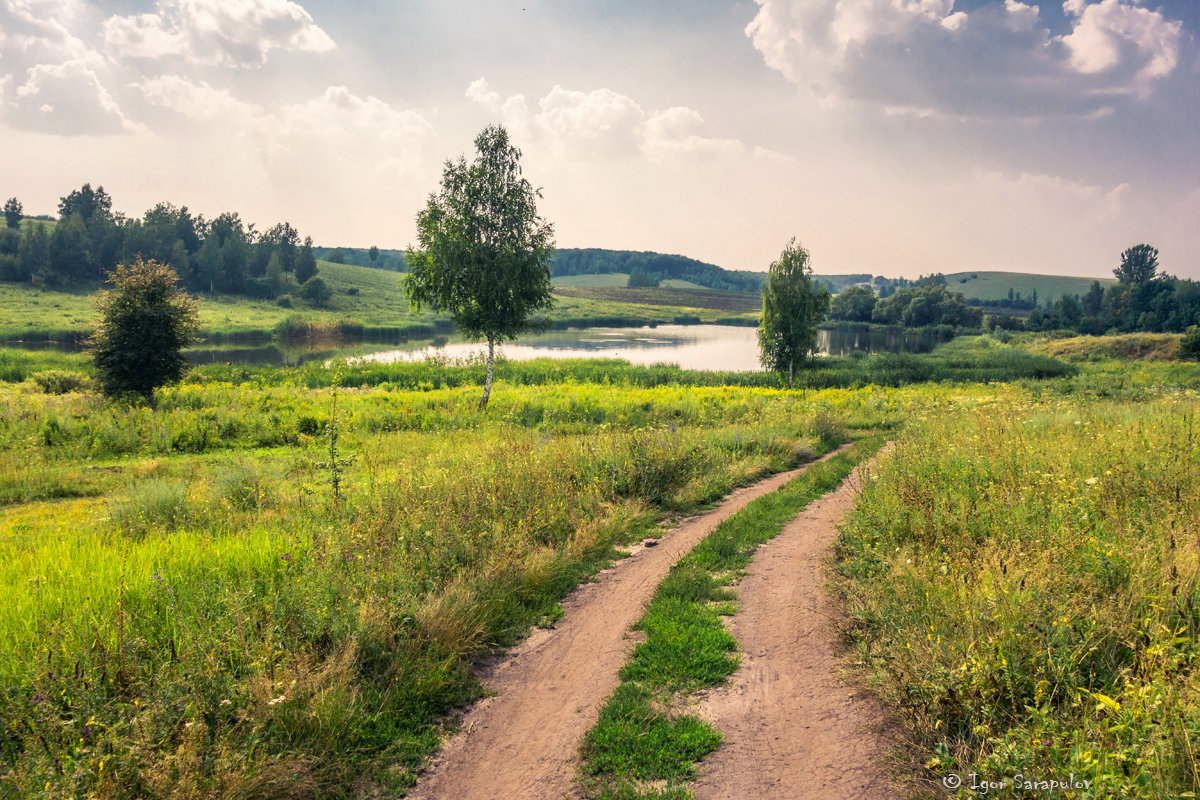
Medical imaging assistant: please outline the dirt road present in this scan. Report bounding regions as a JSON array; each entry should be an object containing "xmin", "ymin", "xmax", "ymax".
[
  {"xmin": 692, "ymin": 459, "xmax": 895, "ymax": 799},
  {"xmin": 407, "ymin": 448, "xmax": 850, "ymax": 800}
]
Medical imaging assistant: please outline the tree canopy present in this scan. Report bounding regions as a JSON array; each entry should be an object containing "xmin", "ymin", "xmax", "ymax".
[
  {"xmin": 828, "ymin": 284, "xmax": 877, "ymax": 322},
  {"xmin": 0, "ymin": 184, "xmax": 319, "ymax": 301},
  {"xmin": 3, "ymin": 198, "xmax": 21, "ymax": 229},
  {"xmin": 405, "ymin": 124, "xmax": 556, "ymax": 409},
  {"xmin": 1115, "ymin": 244, "xmax": 1159, "ymax": 285},
  {"xmin": 757, "ymin": 239, "xmax": 830, "ymax": 388}
]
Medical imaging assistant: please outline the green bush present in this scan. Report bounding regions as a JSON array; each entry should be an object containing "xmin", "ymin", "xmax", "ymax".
[
  {"xmin": 1181, "ymin": 325, "xmax": 1200, "ymax": 361},
  {"xmin": 31, "ymin": 369, "xmax": 91, "ymax": 394}
]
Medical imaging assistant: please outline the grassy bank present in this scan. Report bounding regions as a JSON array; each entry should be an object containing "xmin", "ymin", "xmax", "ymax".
[
  {"xmin": 834, "ymin": 381, "xmax": 1200, "ymax": 798},
  {"xmin": 1013, "ymin": 332, "xmax": 1183, "ymax": 362}
]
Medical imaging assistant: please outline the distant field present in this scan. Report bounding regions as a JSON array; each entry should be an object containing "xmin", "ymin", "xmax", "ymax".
[
  {"xmin": 553, "ymin": 273, "xmax": 631, "ymax": 287},
  {"xmin": 944, "ymin": 271, "xmax": 1113, "ymax": 302},
  {"xmin": 553, "ymin": 273, "xmax": 705, "ymax": 290},
  {"xmin": 0, "ymin": 261, "xmax": 752, "ymax": 340},
  {"xmin": 553, "ymin": 285, "xmax": 762, "ymax": 313}
]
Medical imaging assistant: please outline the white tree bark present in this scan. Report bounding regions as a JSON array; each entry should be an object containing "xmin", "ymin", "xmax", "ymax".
[{"xmin": 481, "ymin": 335, "xmax": 496, "ymax": 410}]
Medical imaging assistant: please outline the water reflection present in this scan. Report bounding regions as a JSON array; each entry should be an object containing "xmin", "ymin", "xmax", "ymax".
[
  {"xmin": 357, "ymin": 325, "xmax": 766, "ymax": 372},
  {"xmin": 6, "ymin": 324, "xmax": 952, "ymax": 372},
  {"xmin": 356, "ymin": 324, "xmax": 951, "ymax": 373}
]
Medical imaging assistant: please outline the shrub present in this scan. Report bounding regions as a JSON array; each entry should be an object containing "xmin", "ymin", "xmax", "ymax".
[
  {"xmin": 89, "ymin": 258, "xmax": 200, "ymax": 399},
  {"xmin": 1182, "ymin": 325, "xmax": 1200, "ymax": 361},
  {"xmin": 300, "ymin": 277, "xmax": 333, "ymax": 308},
  {"xmin": 31, "ymin": 369, "xmax": 91, "ymax": 394},
  {"xmin": 276, "ymin": 294, "xmax": 294, "ymax": 309}
]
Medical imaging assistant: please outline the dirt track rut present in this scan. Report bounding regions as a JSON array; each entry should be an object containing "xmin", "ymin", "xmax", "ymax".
[
  {"xmin": 407, "ymin": 448, "xmax": 851, "ymax": 800},
  {"xmin": 692, "ymin": 457, "xmax": 896, "ymax": 799}
]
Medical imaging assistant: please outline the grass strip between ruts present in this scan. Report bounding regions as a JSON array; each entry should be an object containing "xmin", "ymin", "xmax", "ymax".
[{"xmin": 578, "ymin": 435, "xmax": 885, "ymax": 800}]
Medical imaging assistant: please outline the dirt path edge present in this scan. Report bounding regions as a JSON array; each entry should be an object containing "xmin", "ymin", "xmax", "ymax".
[{"xmin": 406, "ymin": 446, "xmax": 853, "ymax": 800}]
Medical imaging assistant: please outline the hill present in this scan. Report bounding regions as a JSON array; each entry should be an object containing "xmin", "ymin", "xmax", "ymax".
[
  {"xmin": 0, "ymin": 260, "xmax": 755, "ymax": 342},
  {"xmin": 552, "ymin": 273, "xmax": 705, "ymax": 289},
  {"xmin": 552, "ymin": 285, "xmax": 761, "ymax": 313},
  {"xmin": 943, "ymin": 271, "xmax": 1114, "ymax": 303}
]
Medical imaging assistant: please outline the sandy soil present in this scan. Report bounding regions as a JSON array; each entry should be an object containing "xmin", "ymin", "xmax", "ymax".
[
  {"xmin": 406, "ymin": 448, "xmax": 851, "ymax": 800},
  {"xmin": 692, "ymin": 457, "xmax": 897, "ymax": 800}
]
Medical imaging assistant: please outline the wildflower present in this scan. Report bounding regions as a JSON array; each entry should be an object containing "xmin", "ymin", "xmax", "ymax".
[
  {"xmin": 1085, "ymin": 477, "xmax": 1099, "ymax": 486},
  {"xmin": 268, "ymin": 695, "xmax": 286, "ymax": 706}
]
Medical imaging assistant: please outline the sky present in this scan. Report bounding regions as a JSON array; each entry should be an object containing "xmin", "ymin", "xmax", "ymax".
[{"xmin": 0, "ymin": 0, "xmax": 1197, "ymax": 279}]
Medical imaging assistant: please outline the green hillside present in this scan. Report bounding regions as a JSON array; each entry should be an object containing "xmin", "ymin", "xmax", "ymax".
[
  {"xmin": 552, "ymin": 273, "xmax": 704, "ymax": 289},
  {"xmin": 943, "ymin": 271, "xmax": 1113, "ymax": 303},
  {"xmin": 0, "ymin": 260, "xmax": 754, "ymax": 341},
  {"xmin": 552, "ymin": 285, "xmax": 761, "ymax": 313}
]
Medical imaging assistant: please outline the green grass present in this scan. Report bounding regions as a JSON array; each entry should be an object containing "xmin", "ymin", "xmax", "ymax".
[
  {"xmin": 553, "ymin": 273, "xmax": 634, "ymax": 287},
  {"xmin": 553, "ymin": 285, "xmax": 761, "ymax": 314},
  {"xmin": 834, "ymin": 378, "xmax": 1200, "ymax": 798},
  {"xmin": 0, "ymin": 261, "xmax": 758, "ymax": 342},
  {"xmin": 552, "ymin": 274, "xmax": 705, "ymax": 290},
  {"xmin": 2, "ymin": 355, "xmax": 959, "ymax": 799},
  {"xmin": 1013, "ymin": 331, "xmax": 1182, "ymax": 362},
  {"xmin": 944, "ymin": 271, "xmax": 1114, "ymax": 303},
  {"xmin": 580, "ymin": 437, "xmax": 883, "ymax": 799}
]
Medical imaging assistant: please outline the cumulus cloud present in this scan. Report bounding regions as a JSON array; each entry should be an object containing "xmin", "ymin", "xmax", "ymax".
[
  {"xmin": 132, "ymin": 77, "xmax": 433, "ymax": 177},
  {"xmin": 103, "ymin": 0, "xmax": 335, "ymax": 67},
  {"xmin": 1061, "ymin": 0, "xmax": 1182, "ymax": 86},
  {"xmin": 642, "ymin": 107, "xmax": 743, "ymax": 158},
  {"xmin": 8, "ymin": 59, "xmax": 142, "ymax": 135},
  {"xmin": 131, "ymin": 74, "xmax": 259, "ymax": 122},
  {"xmin": 466, "ymin": 79, "xmax": 743, "ymax": 160},
  {"xmin": 745, "ymin": 0, "xmax": 1185, "ymax": 117}
]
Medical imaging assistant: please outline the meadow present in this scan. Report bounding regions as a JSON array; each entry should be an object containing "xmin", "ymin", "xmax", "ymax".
[
  {"xmin": 835, "ymin": 361, "xmax": 1200, "ymax": 798},
  {"xmin": 943, "ymin": 271, "xmax": 1114, "ymax": 303},
  {"xmin": 0, "ymin": 261, "xmax": 750, "ymax": 344},
  {"xmin": 1, "ymin": 333, "xmax": 1196, "ymax": 799},
  {"xmin": 2, "ymin": 339, "xmax": 979, "ymax": 799}
]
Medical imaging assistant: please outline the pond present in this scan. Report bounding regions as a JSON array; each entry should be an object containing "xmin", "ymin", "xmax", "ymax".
[
  {"xmin": 8, "ymin": 324, "xmax": 952, "ymax": 372},
  {"xmin": 351, "ymin": 324, "xmax": 951, "ymax": 373}
]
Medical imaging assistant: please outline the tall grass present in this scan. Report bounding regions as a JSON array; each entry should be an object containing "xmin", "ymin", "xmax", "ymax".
[
  {"xmin": 0, "ymin": 371, "xmax": 931, "ymax": 798},
  {"xmin": 834, "ymin": 390, "xmax": 1200, "ymax": 798}
]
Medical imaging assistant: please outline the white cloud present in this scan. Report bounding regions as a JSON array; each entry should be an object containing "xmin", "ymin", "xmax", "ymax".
[
  {"xmin": 1004, "ymin": 0, "xmax": 1040, "ymax": 32},
  {"xmin": 745, "ymin": 0, "xmax": 1185, "ymax": 118},
  {"xmin": 282, "ymin": 86, "xmax": 431, "ymax": 148},
  {"xmin": 642, "ymin": 107, "xmax": 744, "ymax": 159},
  {"xmin": 131, "ymin": 74, "xmax": 259, "ymax": 122},
  {"xmin": 466, "ymin": 79, "xmax": 744, "ymax": 161},
  {"xmin": 7, "ymin": 59, "xmax": 142, "ymax": 135},
  {"xmin": 1060, "ymin": 0, "xmax": 1182, "ymax": 87},
  {"xmin": 103, "ymin": 0, "xmax": 335, "ymax": 67}
]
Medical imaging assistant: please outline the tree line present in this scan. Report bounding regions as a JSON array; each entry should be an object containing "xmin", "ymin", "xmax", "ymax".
[
  {"xmin": 827, "ymin": 280, "xmax": 985, "ymax": 328},
  {"xmin": 552, "ymin": 248, "xmax": 765, "ymax": 293},
  {"xmin": 826, "ymin": 246, "xmax": 1200, "ymax": 336},
  {"xmin": 985, "ymin": 246, "xmax": 1200, "ymax": 335},
  {"xmin": 0, "ymin": 185, "xmax": 330, "ymax": 305}
]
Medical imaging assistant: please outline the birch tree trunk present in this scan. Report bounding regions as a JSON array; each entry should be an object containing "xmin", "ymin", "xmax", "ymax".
[{"xmin": 480, "ymin": 335, "xmax": 496, "ymax": 410}]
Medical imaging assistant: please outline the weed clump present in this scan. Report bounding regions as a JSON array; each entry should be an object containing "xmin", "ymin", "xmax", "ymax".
[{"xmin": 110, "ymin": 478, "xmax": 193, "ymax": 535}]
